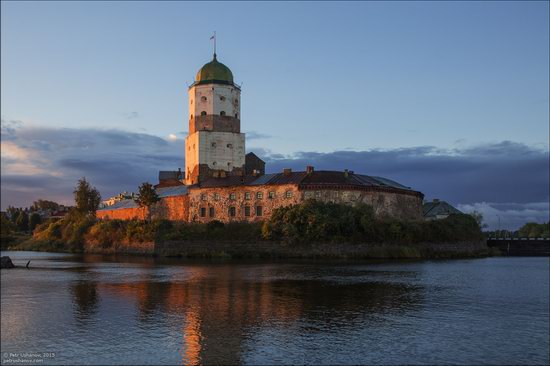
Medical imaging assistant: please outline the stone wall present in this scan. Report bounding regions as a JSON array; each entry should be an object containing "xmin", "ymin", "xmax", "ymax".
[
  {"xmin": 188, "ymin": 184, "xmax": 301, "ymax": 223},
  {"xmin": 96, "ymin": 206, "xmax": 148, "ymax": 220},
  {"xmin": 96, "ymin": 195, "xmax": 189, "ymax": 221},
  {"xmin": 301, "ymin": 189, "xmax": 423, "ymax": 220}
]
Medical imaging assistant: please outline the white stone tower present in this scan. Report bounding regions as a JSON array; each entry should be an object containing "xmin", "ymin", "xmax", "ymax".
[{"xmin": 185, "ymin": 54, "xmax": 245, "ymax": 185}]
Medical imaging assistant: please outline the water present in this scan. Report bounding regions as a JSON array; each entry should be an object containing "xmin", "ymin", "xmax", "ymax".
[{"xmin": 1, "ymin": 251, "xmax": 548, "ymax": 365}]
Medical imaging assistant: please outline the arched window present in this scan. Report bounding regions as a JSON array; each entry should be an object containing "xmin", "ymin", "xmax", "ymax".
[
  {"xmin": 190, "ymin": 114, "xmax": 193, "ymax": 119},
  {"xmin": 235, "ymin": 113, "xmax": 238, "ymax": 118},
  {"xmin": 201, "ymin": 96, "xmax": 207, "ymax": 102},
  {"xmin": 201, "ymin": 111, "xmax": 207, "ymax": 116},
  {"xmin": 220, "ymin": 111, "xmax": 226, "ymax": 116}
]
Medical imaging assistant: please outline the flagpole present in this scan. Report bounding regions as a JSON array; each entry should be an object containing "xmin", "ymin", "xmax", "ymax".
[{"xmin": 214, "ymin": 31, "xmax": 216, "ymax": 57}]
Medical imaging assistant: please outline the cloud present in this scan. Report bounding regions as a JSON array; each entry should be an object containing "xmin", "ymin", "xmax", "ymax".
[
  {"xmin": 1, "ymin": 121, "xmax": 548, "ymax": 229},
  {"xmin": 1, "ymin": 121, "xmax": 183, "ymax": 208},
  {"xmin": 245, "ymin": 131, "xmax": 273, "ymax": 140},
  {"xmin": 457, "ymin": 202, "xmax": 549, "ymax": 231},
  {"xmin": 124, "ymin": 111, "xmax": 139, "ymax": 119}
]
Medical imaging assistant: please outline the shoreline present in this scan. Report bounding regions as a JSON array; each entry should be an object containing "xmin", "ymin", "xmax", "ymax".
[{"xmin": 4, "ymin": 239, "xmax": 490, "ymax": 259}]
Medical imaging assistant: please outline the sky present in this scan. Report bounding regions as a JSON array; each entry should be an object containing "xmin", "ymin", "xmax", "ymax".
[{"xmin": 1, "ymin": 1, "xmax": 549, "ymax": 230}]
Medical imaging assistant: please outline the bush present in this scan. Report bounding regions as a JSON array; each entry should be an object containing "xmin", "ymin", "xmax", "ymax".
[{"xmin": 262, "ymin": 200, "xmax": 483, "ymax": 244}]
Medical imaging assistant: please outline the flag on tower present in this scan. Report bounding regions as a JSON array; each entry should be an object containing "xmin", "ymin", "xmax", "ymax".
[{"xmin": 210, "ymin": 34, "xmax": 215, "ymax": 40}]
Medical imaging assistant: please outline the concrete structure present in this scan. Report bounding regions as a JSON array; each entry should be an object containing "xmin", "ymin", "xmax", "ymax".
[{"xmin": 97, "ymin": 53, "xmax": 425, "ymax": 223}]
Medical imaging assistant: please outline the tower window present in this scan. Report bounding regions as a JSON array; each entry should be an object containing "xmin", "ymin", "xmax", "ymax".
[
  {"xmin": 220, "ymin": 96, "xmax": 226, "ymax": 101},
  {"xmin": 201, "ymin": 111, "xmax": 207, "ymax": 116},
  {"xmin": 235, "ymin": 113, "xmax": 238, "ymax": 118},
  {"xmin": 211, "ymin": 142, "xmax": 216, "ymax": 148},
  {"xmin": 220, "ymin": 111, "xmax": 226, "ymax": 116},
  {"xmin": 234, "ymin": 99, "xmax": 239, "ymax": 105},
  {"xmin": 212, "ymin": 161, "xmax": 217, "ymax": 166},
  {"xmin": 201, "ymin": 96, "xmax": 207, "ymax": 102},
  {"xmin": 190, "ymin": 114, "xmax": 193, "ymax": 119},
  {"xmin": 227, "ymin": 143, "xmax": 233, "ymax": 148}
]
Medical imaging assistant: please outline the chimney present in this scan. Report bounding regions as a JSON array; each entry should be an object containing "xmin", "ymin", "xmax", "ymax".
[
  {"xmin": 306, "ymin": 165, "xmax": 314, "ymax": 174},
  {"xmin": 344, "ymin": 169, "xmax": 349, "ymax": 178},
  {"xmin": 283, "ymin": 168, "xmax": 292, "ymax": 175}
]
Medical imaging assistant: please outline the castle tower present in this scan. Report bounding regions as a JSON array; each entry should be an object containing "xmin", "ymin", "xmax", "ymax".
[{"xmin": 185, "ymin": 54, "xmax": 245, "ymax": 185}]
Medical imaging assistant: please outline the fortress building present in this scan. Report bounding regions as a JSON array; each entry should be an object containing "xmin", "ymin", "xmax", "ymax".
[{"xmin": 97, "ymin": 53, "xmax": 424, "ymax": 222}]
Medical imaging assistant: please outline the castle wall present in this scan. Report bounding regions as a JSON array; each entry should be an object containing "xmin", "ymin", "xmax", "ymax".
[
  {"xmin": 189, "ymin": 84, "xmax": 240, "ymax": 119},
  {"xmin": 301, "ymin": 189, "xmax": 423, "ymax": 220},
  {"xmin": 96, "ymin": 195, "xmax": 189, "ymax": 221},
  {"xmin": 188, "ymin": 184, "xmax": 301, "ymax": 223}
]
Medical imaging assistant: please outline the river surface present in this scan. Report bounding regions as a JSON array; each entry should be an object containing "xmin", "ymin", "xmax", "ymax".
[{"xmin": 1, "ymin": 251, "xmax": 548, "ymax": 365}]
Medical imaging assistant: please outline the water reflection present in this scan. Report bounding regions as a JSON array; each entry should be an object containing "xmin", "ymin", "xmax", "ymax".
[{"xmin": 72, "ymin": 263, "xmax": 422, "ymax": 365}]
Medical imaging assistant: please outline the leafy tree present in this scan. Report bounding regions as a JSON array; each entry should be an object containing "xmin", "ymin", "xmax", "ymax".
[
  {"xmin": 74, "ymin": 178, "xmax": 101, "ymax": 214},
  {"xmin": 31, "ymin": 199, "xmax": 60, "ymax": 212},
  {"xmin": 15, "ymin": 211, "xmax": 29, "ymax": 232},
  {"xmin": 6, "ymin": 206, "xmax": 21, "ymax": 223},
  {"xmin": 29, "ymin": 212, "xmax": 42, "ymax": 231},
  {"xmin": 518, "ymin": 222, "xmax": 550, "ymax": 238},
  {"xmin": 469, "ymin": 211, "xmax": 487, "ymax": 229},
  {"xmin": 1, "ymin": 213, "xmax": 16, "ymax": 235},
  {"xmin": 135, "ymin": 182, "xmax": 160, "ymax": 208}
]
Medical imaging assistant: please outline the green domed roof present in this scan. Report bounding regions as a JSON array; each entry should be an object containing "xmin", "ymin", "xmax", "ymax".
[{"xmin": 195, "ymin": 54, "xmax": 234, "ymax": 85}]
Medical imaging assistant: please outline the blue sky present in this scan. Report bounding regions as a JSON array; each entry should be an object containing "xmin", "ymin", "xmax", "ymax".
[{"xmin": 1, "ymin": 1, "xmax": 549, "ymax": 229}]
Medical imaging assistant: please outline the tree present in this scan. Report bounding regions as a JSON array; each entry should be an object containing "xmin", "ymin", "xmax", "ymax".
[
  {"xmin": 469, "ymin": 211, "xmax": 487, "ymax": 229},
  {"xmin": 74, "ymin": 178, "xmax": 101, "ymax": 214},
  {"xmin": 135, "ymin": 182, "xmax": 160, "ymax": 208},
  {"xmin": 31, "ymin": 199, "xmax": 60, "ymax": 212},
  {"xmin": 29, "ymin": 213, "xmax": 42, "ymax": 231},
  {"xmin": 15, "ymin": 211, "xmax": 29, "ymax": 232},
  {"xmin": 6, "ymin": 206, "xmax": 21, "ymax": 223}
]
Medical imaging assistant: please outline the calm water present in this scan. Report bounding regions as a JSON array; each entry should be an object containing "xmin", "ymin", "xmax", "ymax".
[{"xmin": 1, "ymin": 251, "xmax": 548, "ymax": 365}]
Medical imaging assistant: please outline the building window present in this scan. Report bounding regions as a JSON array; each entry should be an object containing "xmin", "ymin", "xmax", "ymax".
[
  {"xmin": 256, "ymin": 192, "xmax": 263, "ymax": 199},
  {"xmin": 245, "ymin": 192, "xmax": 251, "ymax": 200},
  {"xmin": 211, "ymin": 142, "xmax": 216, "ymax": 147},
  {"xmin": 214, "ymin": 193, "xmax": 220, "ymax": 201},
  {"xmin": 227, "ymin": 143, "xmax": 233, "ymax": 148},
  {"xmin": 220, "ymin": 111, "xmax": 226, "ymax": 116},
  {"xmin": 268, "ymin": 191, "xmax": 275, "ymax": 199},
  {"xmin": 201, "ymin": 96, "xmax": 207, "ymax": 102},
  {"xmin": 190, "ymin": 114, "xmax": 193, "ymax": 119},
  {"xmin": 209, "ymin": 207, "xmax": 215, "ymax": 217},
  {"xmin": 235, "ymin": 99, "xmax": 239, "ymax": 105},
  {"xmin": 201, "ymin": 193, "xmax": 207, "ymax": 201},
  {"xmin": 285, "ymin": 190, "xmax": 293, "ymax": 198},
  {"xmin": 315, "ymin": 191, "xmax": 321, "ymax": 198},
  {"xmin": 256, "ymin": 206, "xmax": 263, "ymax": 216},
  {"xmin": 212, "ymin": 161, "xmax": 217, "ymax": 166},
  {"xmin": 201, "ymin": 111, "xmax": 207, "ymax": 116},
  {"xmin": 229, "ymin": 206, "xmax": 236, "ymax": 217},
  {"xmin": 235, "ymin": 113, "xmax": 238, "ymax": 118},
  {"xmin": 244, "ymin": 206, "xmax": 251, "ymax": 217},
  {"xmin": 229, "ymin": 193, "xmax": 236, "ymax": 200},
  {"xmin": 220, "ymin": 96, "xmax": 226, "ymax": 101},
  {"xmin": 200, "ymin": 207, "xmax": 206, "ymax": 217}
]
